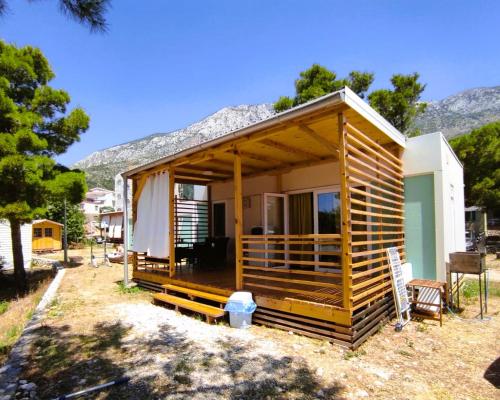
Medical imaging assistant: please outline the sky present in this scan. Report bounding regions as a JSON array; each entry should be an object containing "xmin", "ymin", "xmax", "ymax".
[{"xmin": 1, "ymin": 0, "xmax": 499, "ymax": 166}]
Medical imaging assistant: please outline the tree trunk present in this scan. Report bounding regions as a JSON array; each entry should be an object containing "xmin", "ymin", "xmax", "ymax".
[{"xmin": 9, "ymin": 219, "xmax": 27, "ymax": 294}]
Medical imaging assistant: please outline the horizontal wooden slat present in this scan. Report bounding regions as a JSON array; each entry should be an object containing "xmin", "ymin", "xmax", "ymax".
[
  {"xmin": 352, "ymin": 238, "xmax": 405, "ymax": 246},
  {"xmin": 353, "ymin": 287, "xmax": 393, "ymax": 311},
  {"xmin": 242, "ymin": 265, "xmax": 341, "ymax": 278},
  {"xmin": 350, "ymin": 187, "xmax": 404, "ymax": 207},
  {"xmin": 243, "ymin": 273, "xmax": 342, "ymax": 290},
  {"xmin": 242, "ymin": 247, "xmax": 341, "ymax": 256},
  {"xmin": 352, "ymin": 272, "xmax": 391, "ymax": 291},
  {"xmin": 351, "ymin": 198, "xmax": 404, "ymax": 214},
  {"xmin": 351, "ymin": 230, "xmax": 403, "ymax": 235},
  {"xmin": 242, "ymin": 256, "xmax": 340, "ymax": 268},
  {"xmin": 245, "ymin": 282, "xmax": 342, "ymax": 300},
  {"xmin": 346, "ymin": 122, "xmax": 402, "ymax": 167},
  {"xmin": 243, "ymin": 240, "xmax": 341, "ymax": 245},
  {"xmin": 346, "ymin": 142, "xmax": 404, "ymax": 179},
  {"xmin": 347, "ymin": 147, "xmax": 404, "ymax": 185},
  {"xmin": 348, "ymin": 175, "xmax": 404, "ymax": 200},
  {"xmin": 350, "ymin": 245, "xmax": 404, "ymax": 258},
  {"xmin": 350, "ymin": 220, "xmax": 404, "ymax": 228},
  {"xmin": 242, "ymin": 234, "xmax": 341, "ymax": 239},
  {"xmin": 352, "ymin": 264, "xmax": 390, "ymax": 278},
  {"xmin": 351, "ymin": 209, "xmax": 405, "ymax": 220},
  {"xmin": 352, "ymin": 280, "xmax": 392, "ymax": 302},
  {"xmin": 348, "ymin": 165, "xmax": 404, "ymax": 194}
]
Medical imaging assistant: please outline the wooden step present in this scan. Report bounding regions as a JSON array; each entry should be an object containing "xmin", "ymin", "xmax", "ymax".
[
  {"xmin": 162, "ymin": 284, "xmax": 228, "ymax": 304},
  {"xmin": 153, "ymin": 293, "xmax": 225, "ymax": 323}
]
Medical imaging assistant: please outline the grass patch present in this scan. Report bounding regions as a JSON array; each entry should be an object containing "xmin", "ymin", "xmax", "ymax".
[
  {"xmin": 461, "ymin": 279, "xmax": 500, "ymax": 303},
  {"xmin": 396, "ymin": 349, "xmax": 413, "ymax": 357},
  {"xmin": 116, "ymin": 281, "xmax": 143, "ymax": 295},
  {"xmin": 343, "ymin": 348, "xmax": 366, "ymax": 360},
  {"xmin": 0, "ymin": 300, "xmax": 9, "ymax": 315}
]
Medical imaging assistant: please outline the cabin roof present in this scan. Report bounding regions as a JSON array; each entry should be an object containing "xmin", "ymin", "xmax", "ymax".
[
  {"xmin": 32, "ymin": 219, "xmax": 63, "ymax": 227},
  {"xmin": 123, "ymin": 87, "xmax": 405, "ymax": 179}
]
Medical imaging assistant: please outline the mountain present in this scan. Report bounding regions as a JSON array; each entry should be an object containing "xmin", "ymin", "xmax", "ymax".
[
  {"xmin": 413, "ymin": 86, "xmax": 500, "ymax": 138},
  {"xmin": 73, "ymin": 104, "xmax": 275, "ymax": 188},
  {"xmin": 74, "ymin": 86, "xmax": 499, "ymax": 189}
]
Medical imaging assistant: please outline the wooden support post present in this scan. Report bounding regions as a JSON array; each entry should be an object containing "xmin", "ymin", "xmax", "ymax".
[
  {"xmin": 338, "ymin": 113, "xmax": 353, "ymax": 312},
  {"xmin": 207, "ymin": 185, "xmax": 212, "ymax": 237},
  {"xmin": 169, "ymin": 167, "xmax": 176, "ymax": 278},
  {"xmin": 234, "ymin": 150, "xmax": 244, "ymax": 290},
  {"xmin": 132, "ymin": 178, "xmax": 138, "ymax": 273}
]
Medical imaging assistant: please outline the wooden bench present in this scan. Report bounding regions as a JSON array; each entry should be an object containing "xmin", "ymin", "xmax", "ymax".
[
  {"xmin": 153, "ymin": 293, "xmax": 225, "ymax": 323},
  {"xmin": 162, "ymin": 284, "xmax": 228, "ymax": 307}
]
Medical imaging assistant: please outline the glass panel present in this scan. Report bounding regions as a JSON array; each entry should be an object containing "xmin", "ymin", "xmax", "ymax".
[
  {"xmin": 266, "ymin": 196, "xmax": 284, "ymax": 235},
  {"xmin": 317, "ymin": 192, "xmax": 341, "ymax": 234},
  {"xmin": 316, "ymin": 192, "xmax": 341, "ymax": 265},
  {"xmin": 44, "ymin": 228, "xmax": 53, "ymax": 237}
]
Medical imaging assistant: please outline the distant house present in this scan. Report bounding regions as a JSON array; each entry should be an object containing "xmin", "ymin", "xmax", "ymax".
[
  {"xmin": 465, "ymin": 206, "xmax": 488, "ymax": 237},
  {"xmin": 80, "ymin": 187, "xmax": 116, "ymax": 236},
  {"xmin": 114, "ymin": 174, "xmax": 132, "ymax": 213},
  {"xmin": 32, "ymin": 219, "xmax": 63, "ymax": 252},
  {"xmin": 0, "ymin": 220, "xmax": 32, "ymax": 270}
]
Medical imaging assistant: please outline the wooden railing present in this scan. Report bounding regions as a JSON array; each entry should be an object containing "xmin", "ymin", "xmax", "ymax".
[{"xmin": 241, "ymin": 234, "xmax": 344, "ymax": 306}]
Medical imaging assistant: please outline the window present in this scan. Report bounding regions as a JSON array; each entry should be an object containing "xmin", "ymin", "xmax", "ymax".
[
  {"xmin": 34, "ymin": 228, "xmax": 42, "ymax": 238},
  {"xmin": 44, "ymin": 228, "xmax": 53, "ymax": 237},
  {"xmin": 213, "ymin": 202, "xmax": 226, "ymax": 237},
  {"xmin": 316, "ymin": 192, "xmax": 341, "ymax": 234}
]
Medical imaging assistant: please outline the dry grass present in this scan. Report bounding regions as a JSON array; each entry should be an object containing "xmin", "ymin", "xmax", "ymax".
[
  {"xmin": 0, "ymin": 265, "xmax": 54, "ymax": 364},
  {"xmin": 12, "ymin": 248, "xmax": 500, "ymax": 399}
]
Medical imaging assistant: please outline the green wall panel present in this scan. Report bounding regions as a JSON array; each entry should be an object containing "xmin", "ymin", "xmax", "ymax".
[{"xmin": 404, "ymin": 174, "xmax": 436, "ymax": 280}]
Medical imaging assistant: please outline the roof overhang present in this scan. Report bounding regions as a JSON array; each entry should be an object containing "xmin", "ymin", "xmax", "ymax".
[{"xmin": 123, "ymin": 87, "xmax": 405, "ymax": 180}]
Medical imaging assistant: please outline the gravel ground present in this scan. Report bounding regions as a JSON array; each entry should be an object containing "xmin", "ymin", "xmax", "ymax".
[{"xmin": 12, "ymin": 248, "xmax": 500, "ymax": 400}]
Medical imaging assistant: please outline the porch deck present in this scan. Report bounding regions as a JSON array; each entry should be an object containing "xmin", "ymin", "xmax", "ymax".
[{"xmin": 134, "ymin": 263, "xmax": 344, "ymax": 308}]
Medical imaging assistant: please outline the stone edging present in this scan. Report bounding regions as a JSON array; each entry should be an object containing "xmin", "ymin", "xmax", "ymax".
[{"xmin": 0, "ymin": 268, "xmax": 66, "ymax": 400}]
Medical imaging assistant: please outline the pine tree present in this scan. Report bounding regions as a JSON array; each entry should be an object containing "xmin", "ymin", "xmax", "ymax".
[{"xmin": 0, "ymin": 41, "xmax": 89, "ymax": 292}]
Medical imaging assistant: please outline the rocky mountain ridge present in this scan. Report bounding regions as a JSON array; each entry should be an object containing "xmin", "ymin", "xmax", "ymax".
[{"xmin": 74, "ymin": 86, "xmax": 500, "ymax": 189}]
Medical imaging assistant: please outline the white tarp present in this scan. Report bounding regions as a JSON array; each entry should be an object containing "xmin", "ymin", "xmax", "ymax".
[
  {"xmin": 109, "ymin": 214, "xmax": 123, "ymax": 239},
  {"xmin": 100, "ymin": 214, "xmax": 110, "ymax": 229},
  {"xmin": 132, "ymin": 172, "xmax": 170, "ymax": 258}
]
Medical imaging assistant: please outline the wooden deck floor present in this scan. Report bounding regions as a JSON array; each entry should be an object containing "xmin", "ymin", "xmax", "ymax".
[{"xmin": 136, "ymin": 263, "xmax": 343, "ymax": 308}]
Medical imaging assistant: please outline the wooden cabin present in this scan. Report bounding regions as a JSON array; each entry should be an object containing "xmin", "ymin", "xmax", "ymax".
[
  {"xmin": 123, "ymin": 87, "xmax": 407, "ymax": 348},
  {"xmin": 32, "ymin": 219, "xmax": 63, "ymax": 252}
]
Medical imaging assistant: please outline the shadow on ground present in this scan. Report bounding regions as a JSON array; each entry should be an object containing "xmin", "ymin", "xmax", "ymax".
[
  {"xmin": 0, "ymin": 268, "xmax": 55, "ymax": 302},
  {"xmin": 22, "ymin": 319, "xmax": 345, "ymax": 399},
  {"xmin": 484, "ymin": 356, "xmax": 500, "ymax": 389}
]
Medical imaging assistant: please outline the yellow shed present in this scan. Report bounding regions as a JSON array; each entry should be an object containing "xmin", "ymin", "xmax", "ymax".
[{"xmin": 32, "ymin": 219, "xmax": 63, "ymax": 252}]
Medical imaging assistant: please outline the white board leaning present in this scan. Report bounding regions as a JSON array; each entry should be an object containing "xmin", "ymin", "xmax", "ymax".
[{"xmin": 386, "ymin": 247, "xmax": 411, "ymax": 330}]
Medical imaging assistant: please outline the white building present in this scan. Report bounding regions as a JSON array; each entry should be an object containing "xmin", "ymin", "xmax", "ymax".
[
  {"xmin": 80, "ymin": 187, "xmax": 116, "ymax": 236},
  {"xmin": 403, "ymin": 132, "xmax": 466, "ymax": 282},
  {"xmin": 0, "ymin": 221, "xmax": 32, "ymax": 270},
  {"xmin": 114, "ymin": 174, "xmax": 132, "ymax": 213}
]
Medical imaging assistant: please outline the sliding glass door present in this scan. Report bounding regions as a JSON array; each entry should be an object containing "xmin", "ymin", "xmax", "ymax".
[{"xmin": 313, "ymin": 189, "xmax": 341, "ymax": 272}]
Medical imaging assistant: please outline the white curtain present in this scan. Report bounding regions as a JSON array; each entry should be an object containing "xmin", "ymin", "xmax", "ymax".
[{"xmin": 132, "ymin": 172, "xmax": 170, "ymax": 258}]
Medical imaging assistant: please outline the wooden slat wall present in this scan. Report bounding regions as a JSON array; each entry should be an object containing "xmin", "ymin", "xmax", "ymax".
[
  {"xmin": 174, "ymin": 198, "xmax": 209, "ymax": 245},
  {"xmin": 342, "ymin": 120, "xmax": 405, "ymax": 312},
  {"xmin": 241, "ymin": 234, "xmax": 343, "ymax": 306}
]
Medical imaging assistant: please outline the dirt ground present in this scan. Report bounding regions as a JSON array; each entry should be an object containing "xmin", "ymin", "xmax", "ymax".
[{"xmin": 14, "ymin": 248, "xmax": 500, "ymax": 399}]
